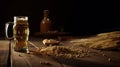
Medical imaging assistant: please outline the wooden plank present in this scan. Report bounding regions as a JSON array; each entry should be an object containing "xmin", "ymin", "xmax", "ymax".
[
  {"xmin": 0, "ymin": 40, "xmax": 9, "ymax": 67},
  {"xmin": 11, "ymin": 41, "xmax": 63, "ymax": 67}
]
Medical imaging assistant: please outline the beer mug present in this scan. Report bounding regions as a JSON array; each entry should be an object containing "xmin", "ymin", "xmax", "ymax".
[{"xmin": 5, "ymin": 16, "xmax": 30, "ymax": 53}]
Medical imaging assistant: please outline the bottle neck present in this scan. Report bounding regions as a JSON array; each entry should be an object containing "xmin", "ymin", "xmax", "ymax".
[{"xmin": 43, "ymin": 10, "xmax": 49, "ymax": 18}]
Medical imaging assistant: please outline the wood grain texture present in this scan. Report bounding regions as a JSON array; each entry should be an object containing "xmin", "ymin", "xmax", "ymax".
[{"xmin": 0, "ymin": 40, "xmax": 9, "ymax": 67}]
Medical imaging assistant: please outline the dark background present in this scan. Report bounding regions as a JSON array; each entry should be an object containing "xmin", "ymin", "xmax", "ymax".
[{"xmin": 0, "ymin": 0, "xmax": 120, "ymax": 37}]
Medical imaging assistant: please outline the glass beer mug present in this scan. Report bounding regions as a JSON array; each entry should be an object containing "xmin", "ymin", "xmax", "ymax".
[{"xmin": 5, "ymin": 16, "xmax": 30, "ymax": 53}]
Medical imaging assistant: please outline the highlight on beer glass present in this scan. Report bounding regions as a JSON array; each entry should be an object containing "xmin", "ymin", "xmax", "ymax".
[{"xmin": 5, "ymin": 16, "xmax": 30, "ymax": 53}]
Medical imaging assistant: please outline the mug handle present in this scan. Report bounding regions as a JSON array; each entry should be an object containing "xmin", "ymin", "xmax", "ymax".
[{"xmin": 5, "ymin": 22, "xmax": 14, "ymax": 39}]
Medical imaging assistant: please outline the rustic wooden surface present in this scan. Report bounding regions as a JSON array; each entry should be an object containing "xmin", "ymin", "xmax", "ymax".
[
  {"xmin": 0, "ymin": 40, "xmax": 9, "ymax": 67},
  {"xmin": 0, "ymin": 37, "xmax": 120, "ymax": 67}
]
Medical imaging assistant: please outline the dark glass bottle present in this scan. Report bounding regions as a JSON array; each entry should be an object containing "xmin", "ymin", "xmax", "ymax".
[{"xmin": 40, "ymin": 10, "xmax": 51, "ymax": 33}]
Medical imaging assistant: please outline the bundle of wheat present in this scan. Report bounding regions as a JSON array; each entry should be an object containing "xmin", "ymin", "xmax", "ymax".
[{"xmin": 70, "ymin": 31, "xmax": 120, "ymax": 50}]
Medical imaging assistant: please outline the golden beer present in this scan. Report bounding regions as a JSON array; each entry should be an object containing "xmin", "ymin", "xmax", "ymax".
[{"xmin": 13, "ymin": 16, "xmax": 29, "ymax": 53}]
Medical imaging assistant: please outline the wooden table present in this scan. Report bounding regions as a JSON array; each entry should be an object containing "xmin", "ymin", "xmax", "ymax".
[
  {"xmin": 0, "ymin": 40, "xmax": 9, "ymax": 67},
  {"xmin": 0, "ymin": 37, "xmax": 120, "ymax": 67}
]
